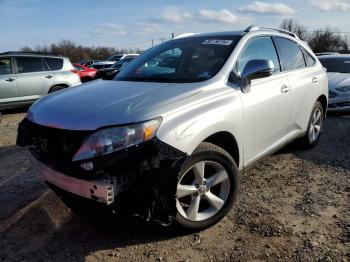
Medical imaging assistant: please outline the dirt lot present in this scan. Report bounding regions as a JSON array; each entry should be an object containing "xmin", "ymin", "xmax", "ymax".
[{"xmin": 0, "ymin": 110, "xmax": 349, "ymax": 262}]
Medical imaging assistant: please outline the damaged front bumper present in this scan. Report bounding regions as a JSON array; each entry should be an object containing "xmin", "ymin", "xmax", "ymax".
[
  {"xmin": 30, "ymin": 155, "xmax": 115, "ymax": 205},
  {"xmin": 18, "ymin": 118, "xmax": 187, "ymax": 224}
]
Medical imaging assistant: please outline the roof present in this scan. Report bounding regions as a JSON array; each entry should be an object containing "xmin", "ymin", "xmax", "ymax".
[
  {"xmin": 175, "ymin": 30, "xmax": 244, "ymax": 39},
  {"xmin": 0, "ymin": 51, "xmax": 63, "ymax": 57},
  {"xmin": 175, "ymin": 26, "xmax": 298, "ymax": 40}
]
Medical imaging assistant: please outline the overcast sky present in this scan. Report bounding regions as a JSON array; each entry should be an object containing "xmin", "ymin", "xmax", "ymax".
[{"xmin": 1, "ymin": 0, "xmax": 349, "ymax": 51}]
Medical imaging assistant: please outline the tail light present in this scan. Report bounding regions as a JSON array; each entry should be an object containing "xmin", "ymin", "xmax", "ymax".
[{"xmin": 71, "ymin": 69, "xmax": 79, "ymax": 74}]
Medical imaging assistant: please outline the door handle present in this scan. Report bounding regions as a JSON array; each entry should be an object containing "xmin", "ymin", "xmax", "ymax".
[
  {"xmin": 45, "ymin": 75, "xmax": 53, "ymax": 79},
  {"xmin": 281, "ymin": 85, "xmax": 290, "ymax": 94},
  {"xmin": 312, "ymin": 76, "xmax": 319, "ymax": 84},
  {"xmin": 5, "ymin": 78, "xmax": 15, "ymax": 82}
]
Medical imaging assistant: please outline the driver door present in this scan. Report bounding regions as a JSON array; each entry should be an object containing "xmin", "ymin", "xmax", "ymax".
[{"xmin": 233, "ymin": 36, "xmax": 292, "ymax": 166}]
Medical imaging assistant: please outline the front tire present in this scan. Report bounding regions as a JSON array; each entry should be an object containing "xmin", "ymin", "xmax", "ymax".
[
  {"xmin": 175, "ymin": 142, "xmax": 239, "ymax": 230},
  {"xmin": 299, "ymin": 101, "xmax": 324, "ymax": 149}
]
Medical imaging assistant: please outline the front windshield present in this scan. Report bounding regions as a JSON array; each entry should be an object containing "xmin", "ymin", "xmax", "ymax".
[
  {"xmin": 115, "ymin": 35, "xmax": 241, "ymax": 83},
  {"xmin": 107, "ymin": 55, "xmax": 122, "ymax": 61},
  {"xmin": 319, "ymin": 57, "xmax": 350, "ymax": 73}
]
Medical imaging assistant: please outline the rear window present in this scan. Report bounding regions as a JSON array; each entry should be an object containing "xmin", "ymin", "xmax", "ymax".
[
  {"xmin": 74, "ymin": 65, "xmax": 84, "ymax": 71},
  {"xmin": 16, "ymin": 56, "xmax": 47, "ymax": 73},
  {"xmin": 44, "ymin": 57, "xmax": 63, "ymax": 71},
  {"xmin": 319, "ymin": 58, "xmax": 350, "ymax": 73}
]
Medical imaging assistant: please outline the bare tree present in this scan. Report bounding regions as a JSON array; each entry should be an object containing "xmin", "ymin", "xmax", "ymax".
[
  {"xmin": 280, "ymin": 19, "xmax": 309, "ymax": 41},
  {"xmin": 24, "ymin": 40, "xmax": 143, "ymax": 62},
  {"xmin": 20, "ymin": 46, "xmax": 33, "ymax": 52},
  {"xmin": 308, "ymin": 27, "xmax": 349, "ymax": 53}
]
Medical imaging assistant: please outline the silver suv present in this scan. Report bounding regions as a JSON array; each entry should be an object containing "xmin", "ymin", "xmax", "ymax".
[
  {"xmin": 0, "ymin": 52, "xmax": 81, "ymax": 109},
  {"xmin": 18, "ymin": 26, "xmax": 328, "ymax": 230}
]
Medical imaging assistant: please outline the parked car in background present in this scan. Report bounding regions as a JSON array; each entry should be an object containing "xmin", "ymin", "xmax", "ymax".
[
  {"xmin": 95, "ymin": 56, "xmax": 137, "ymax": 80},
  {"xmin": 316, "ymin": 52, "xmax": 339, "ymax": 57},
  {"xmin": 78, "ymin": 60, "xmax": 88, "ymax": 65},
  {"xmin": 72, "ymin": 63, "xmax": 97, "ymax": 82},
  {"xmin": 18, "ymin": 26, "xmax": 328, "ymax": 230},
  {"xmin": 92, "ymin": 54, "xmax": 139, "ymax": 70},
  {"xmin": 319, "ymin": 54, "xmax": 350, "ymax": 111},
  {"xmin": 81, "ymin": 60, "xmax": 101, "ymax": 68},
  {"xmin": 0, "ymin": 52, "xmax": 81, "ymax": 109}
]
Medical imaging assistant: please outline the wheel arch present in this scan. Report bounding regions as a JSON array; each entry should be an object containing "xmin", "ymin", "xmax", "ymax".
[
  {"xmin": 203, "ymin": 131, "xmax": 240, "ymax": 168},
  {"xmin": 157, "ymin": 119, "xmax": 244, "ymax": 170},
  {"xmin": 48, "ymin": 84, "xmax": 69, "ymax": 93},
  {"xmin": 317, "ymin": 94, "xmax": 328, "ymax": 117}
]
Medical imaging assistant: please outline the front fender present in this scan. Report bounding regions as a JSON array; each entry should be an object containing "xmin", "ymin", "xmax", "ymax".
[{"xmin": 156, "ymin": 91, "xmax": 244, "ymax": 168}]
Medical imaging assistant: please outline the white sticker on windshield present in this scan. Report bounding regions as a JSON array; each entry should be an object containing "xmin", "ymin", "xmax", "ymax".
[{"xmin": 202, "ymin": 39, "xmax": 233, "ymax": 46}]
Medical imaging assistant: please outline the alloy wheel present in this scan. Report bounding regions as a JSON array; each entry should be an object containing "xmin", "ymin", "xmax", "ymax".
[
  {"xmin": 176, "ymin": 161, "xmax": 230, "ymax": 222},
  {"xmin": 309, "ymin": 108, "xmax": 322, "ymax": 142}
]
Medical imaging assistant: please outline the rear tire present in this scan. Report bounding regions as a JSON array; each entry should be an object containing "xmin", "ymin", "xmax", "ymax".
[
  {"xmin": 299, "ymin": 101, "xmax": 324, "ymax": 149},
  {"xmin": 175, "ymin": 142, "xmax": 239, "ymax": 230},
  {"xmin": 82, "ymin": 77, "xmax": 92, "ymax": 83},
  {"xmin": 49, "ymin": 85, "xmax": 66, "ymax": 93}
]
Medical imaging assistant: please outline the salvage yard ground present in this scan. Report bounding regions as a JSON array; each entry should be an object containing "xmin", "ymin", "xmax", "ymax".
[{"xmin": 0, "ymin": 110, "xmax": 349, "ymax": 261}]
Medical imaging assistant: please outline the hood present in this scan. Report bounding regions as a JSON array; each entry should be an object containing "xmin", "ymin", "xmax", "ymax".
[
  {"xmin": 27, "ymin": 80, "xmax": 201, "ymax": 130},
  {"xmin": 327, "ymin": 72, "xmax": 350, "ymax": 91}
]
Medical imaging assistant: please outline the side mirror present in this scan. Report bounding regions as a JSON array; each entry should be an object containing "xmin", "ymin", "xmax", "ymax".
[{"xmin": 240, "ymin": 59, "xmax": 275, "ymax": 93}]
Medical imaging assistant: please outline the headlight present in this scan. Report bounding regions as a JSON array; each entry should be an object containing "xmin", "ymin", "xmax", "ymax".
[
  {"xmin": 336, "ymin": 86, "xmax": 350, "ymax": 92},
  {"xmin": 72, "ymin": 118, "xmax": 162, "ymax": 161}
]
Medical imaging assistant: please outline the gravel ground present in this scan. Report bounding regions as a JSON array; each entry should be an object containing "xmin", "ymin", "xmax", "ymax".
[{"xmin": 0, "ymin": 110, "xmax": 349, "ymax": 262}]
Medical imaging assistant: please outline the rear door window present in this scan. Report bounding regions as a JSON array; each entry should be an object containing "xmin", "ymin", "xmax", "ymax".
[
  {"xmin": 16, "ymin": 56, "xmax": 46, "ymax": 73},
  {"xmin": 0, "ymin": 57, "xmax": 12, "ymax": 75},
  {"xmin": 44, "ymin": 57, "xmax": 63, "ymax": 71},
  {"xmin": 273, "ymin": 37, "xmax": 306, "ymax": 71}
]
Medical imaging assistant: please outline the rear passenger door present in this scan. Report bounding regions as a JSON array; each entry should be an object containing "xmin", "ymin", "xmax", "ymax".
[
  {"xmin": 233, "ymin": 36, "xmax": 292, "ymax": 165},
  {"xmin": 273, "ymin": 37, "xmax": 321, "ymax": 135},
  {"xmin": 0, "ymin": 57, "xmax": 19, "ymax": 104},
  {"xmin": 15, "ymin": 56, "xmax": 56, "ymax": 101}
]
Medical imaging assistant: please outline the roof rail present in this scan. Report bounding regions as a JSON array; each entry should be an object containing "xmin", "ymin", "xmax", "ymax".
[
  {"xmin": 174, "ymin": 33, "xmax": 197, "ymax": 39},
  {"xmin": 244, "ymin": 25, "xmax": 299, "ymax": 39},
  {"xmin": 0, "ymin": 51, "xmax": 61, "ymax": 56}
]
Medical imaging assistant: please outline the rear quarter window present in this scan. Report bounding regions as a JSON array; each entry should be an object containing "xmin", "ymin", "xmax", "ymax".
[
  {"xmin": 302, "ymin": 49, "xmax": 316, "ymax": 67},
  {"xmin": 44, "ymin": 57, "xmax": 63, "ymax": 71}
]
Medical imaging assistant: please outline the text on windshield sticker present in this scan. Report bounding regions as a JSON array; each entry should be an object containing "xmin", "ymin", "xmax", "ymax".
[{"xmin": 202, "ymin": 39, "xmax": 233, "ymax": 46}]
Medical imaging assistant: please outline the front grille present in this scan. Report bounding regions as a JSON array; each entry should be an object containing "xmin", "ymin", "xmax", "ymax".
[
  {"xmin": 17, "ymin": 118, "xmax": 90, "ymax": 173},
  {"xmin": 337, "ymin": 102, "xmax": 350, "ymax": 107}
]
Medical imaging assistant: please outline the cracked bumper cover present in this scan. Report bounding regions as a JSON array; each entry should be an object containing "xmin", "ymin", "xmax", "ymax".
[
  {"xmin": 30, "ymin": 154, "xmax": 115, "ymax": 205},
  {"xmin": 17, "ymin": 118, "xmax": 187, "ymax": 222}
]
